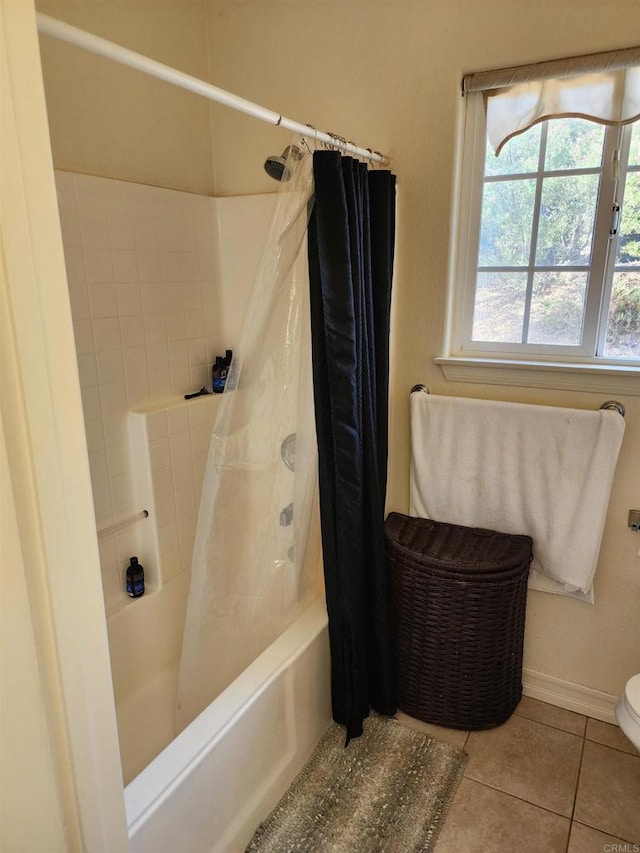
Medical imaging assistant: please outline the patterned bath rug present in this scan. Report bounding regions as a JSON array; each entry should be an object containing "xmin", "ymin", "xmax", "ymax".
[{"xmin": 246, "ymin": 715, "xmax": 467, "ymax": 853}]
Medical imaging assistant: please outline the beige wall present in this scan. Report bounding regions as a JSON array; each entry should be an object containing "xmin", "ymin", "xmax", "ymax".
[
  {"xmin": 35, "ymin": 0, "xmax": 640, "ymax": 698},
  {"xmin": 37, "ymin": 0, "xmax": 216, "ymax": 194}
]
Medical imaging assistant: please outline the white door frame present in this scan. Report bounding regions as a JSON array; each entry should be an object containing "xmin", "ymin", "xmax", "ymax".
[{"xmin": 1, "ymin": 1, "xmax": 128, "ymax": 848}]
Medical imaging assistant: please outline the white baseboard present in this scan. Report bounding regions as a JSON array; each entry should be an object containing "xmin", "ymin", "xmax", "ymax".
[{"xmin": 523, "ymin": 668, "xmax": 618, "ymax": 724}]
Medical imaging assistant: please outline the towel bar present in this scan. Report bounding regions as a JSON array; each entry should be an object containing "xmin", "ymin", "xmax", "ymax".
[
  {"xmin": 97, "ymin": 509, "xmax": 149, "ymax": 540},
  {"xmin": 410, "ymin": 386, "xmax": 625, "ymax": 418}
]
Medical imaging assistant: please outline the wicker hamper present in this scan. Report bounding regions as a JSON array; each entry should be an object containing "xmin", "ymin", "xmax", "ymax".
[{"xmin": 385, "ymin": 512, "xmax": 533, "ymax": 730}]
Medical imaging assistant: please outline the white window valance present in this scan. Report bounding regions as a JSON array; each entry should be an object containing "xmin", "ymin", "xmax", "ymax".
[{"xmin": 463, "ymin": 46, "xmax": 640, "ymax": 155}]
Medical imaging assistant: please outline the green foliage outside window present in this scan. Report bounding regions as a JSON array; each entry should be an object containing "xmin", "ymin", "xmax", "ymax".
[{"xmin": 475, "ymin": 117, "xmax": 640, "ymax": 357}]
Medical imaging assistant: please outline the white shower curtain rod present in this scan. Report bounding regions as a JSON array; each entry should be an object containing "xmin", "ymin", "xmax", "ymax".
[{"xmin": 36, "ymin": 13, "xmax": 390, "ymax": 166}]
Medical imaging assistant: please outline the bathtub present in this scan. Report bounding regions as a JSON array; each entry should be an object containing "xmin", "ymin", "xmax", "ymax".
[{"xmin": 125, "ymin": 599, "xmax": 332, "ymax": 853}]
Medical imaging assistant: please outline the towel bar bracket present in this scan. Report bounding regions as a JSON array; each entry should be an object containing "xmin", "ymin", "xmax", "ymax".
[
  {"xmin": 411, "ymin": 384, "xmax": 430, "ymax": 395},
  {"xmin": 600, "ymin": 400, "xmax": 625, "ymax": 417}
]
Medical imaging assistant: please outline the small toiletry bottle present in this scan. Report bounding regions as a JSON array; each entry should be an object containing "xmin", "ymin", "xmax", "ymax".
[
  {"xmin": 126, "ymin": 557, "xmax": 145, "ymax": 598},
  {"xmin": 212, "ymin": 355, "xmax": 227, "ymax": 393}
]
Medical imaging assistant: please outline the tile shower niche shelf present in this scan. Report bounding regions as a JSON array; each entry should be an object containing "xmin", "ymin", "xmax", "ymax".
[
  {"xmin": 128, "ymin": 393, "xmax": 223, "ymax": 607},
  {"xmin": 130, "ymin": 392, "xmax": 225, "ymax": 417}
]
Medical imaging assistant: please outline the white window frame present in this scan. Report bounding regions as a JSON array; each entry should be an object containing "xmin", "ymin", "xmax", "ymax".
[{"xmin": 439, "ymin": 93, "xmax": 640, "ymax": 394}]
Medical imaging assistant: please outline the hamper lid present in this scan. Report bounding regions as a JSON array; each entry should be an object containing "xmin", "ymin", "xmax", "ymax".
[{"xmin": 385, "ymin": 512, "xmax": 533, "ymax": 574}]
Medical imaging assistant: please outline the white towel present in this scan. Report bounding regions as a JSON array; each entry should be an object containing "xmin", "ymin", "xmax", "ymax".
[{"xmin": 410, "ymin": 394, "xmax": 625, "ymax": 604}]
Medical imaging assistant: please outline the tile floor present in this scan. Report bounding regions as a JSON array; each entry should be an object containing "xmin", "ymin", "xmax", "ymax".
[{"xmin": 396, "ymin": 696, "xmax": 640, "ymax": 852}]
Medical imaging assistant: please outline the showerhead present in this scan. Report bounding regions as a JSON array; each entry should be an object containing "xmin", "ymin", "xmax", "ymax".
[{"xmin": 264, "ymin": 144, "xmax": 304, "ymax": 182}]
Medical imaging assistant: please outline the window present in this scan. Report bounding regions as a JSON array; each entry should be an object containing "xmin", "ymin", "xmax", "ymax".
[{"xmin": 451, "ymin": 93, "xmax": 640, "ymax": 366}]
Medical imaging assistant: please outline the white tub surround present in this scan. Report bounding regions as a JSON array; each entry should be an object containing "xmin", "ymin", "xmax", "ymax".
[
  {"xmin": 55, "ymin": 170, "xmax": 275, "ymax": 613},
  {"xmin": 54, "ymin": 169, "xmax": 285, "ymax": 786},
  {"xmin": 126, "ymin": 601, "xmax": 331, "ymax": 853}
]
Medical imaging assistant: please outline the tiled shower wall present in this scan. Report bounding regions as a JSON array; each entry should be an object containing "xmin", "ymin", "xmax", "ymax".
[
  {"xmin": 56, "ymin": 171, "xmax": 224, "ymax": 610},
  {"xmin": 129, "ymin": 394, "xmax": 222, "ymax": 593}
]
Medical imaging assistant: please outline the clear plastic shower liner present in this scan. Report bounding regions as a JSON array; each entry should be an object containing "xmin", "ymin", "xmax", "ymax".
[{"xmin": 176, "ymin": 144, "xmax": 320, "ymax": 731}]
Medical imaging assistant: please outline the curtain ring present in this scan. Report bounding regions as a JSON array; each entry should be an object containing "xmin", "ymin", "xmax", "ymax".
[
  {"xmin": 327, "ymin": 131, "xmax": 346, "ymax": 155},
  {"xmin": 305, "ymin": 124, "xmax": 318, "ymax": 152},
  {"xmin": 300, "ymin": 128, "xmax": 313, "ymax": 156}
]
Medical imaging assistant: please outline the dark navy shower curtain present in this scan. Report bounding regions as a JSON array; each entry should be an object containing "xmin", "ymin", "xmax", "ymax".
[{"xmin": 307, "ymin": 151, "xmax": 396, "ymax": 742}]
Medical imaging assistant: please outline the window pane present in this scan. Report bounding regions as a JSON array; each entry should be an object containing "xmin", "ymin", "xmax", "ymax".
[
  {"xmin": 628, "ymin": 124, "xmax": 640, "ymax": 167},
  {"xmin": 603, "ymin": 272, "xmax": 640, "ymax": 357},
  {"xmin": 544, "ymin": 119, "xmax": 605, "ymax": 171},
  {"xmin": 616, "ymin": 172, "xmax": 640, "ymax": 266},
  {"xmin": 485, "ymin": 124, "xmax": 541, "ymax": 177},
  {"xmin": 527, "ymin": 272, "xmax": 587, "ymax": 345},
  {"xmin": 472, "ymin": 272, "xmax": 527, "ymax": 342},
  {"xmin": 478, "ymin": 179, "xmax": 536, "ymax": 266},
  {"xmin": 535, "ymin": 174, "xmax": 599, "ymax": 266}
]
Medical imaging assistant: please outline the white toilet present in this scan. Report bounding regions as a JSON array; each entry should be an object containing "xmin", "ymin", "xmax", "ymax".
[{"xmin": 616, "ymin": 674, "xmax": 640, "ymax": 751}]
